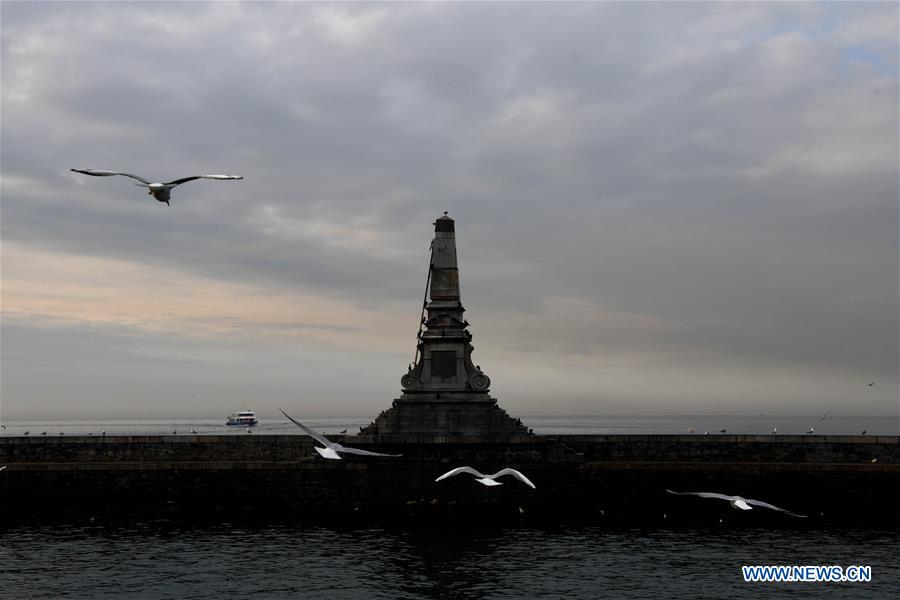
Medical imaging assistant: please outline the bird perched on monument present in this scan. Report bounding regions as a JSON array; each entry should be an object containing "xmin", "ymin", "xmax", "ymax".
[{"xmin": 70, "ymin": 169, "xmax": 242, "ymax": 205}]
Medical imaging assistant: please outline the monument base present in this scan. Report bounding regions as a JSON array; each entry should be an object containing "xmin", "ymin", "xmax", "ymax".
[{"xmin": 361, "ymin": 394, "xmax": 530, "ymax": 436}]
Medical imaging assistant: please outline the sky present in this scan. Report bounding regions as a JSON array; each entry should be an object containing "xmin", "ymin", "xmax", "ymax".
[{"xmin": 1, "ymin": 1, "xmax": 897, "ymax": 421}]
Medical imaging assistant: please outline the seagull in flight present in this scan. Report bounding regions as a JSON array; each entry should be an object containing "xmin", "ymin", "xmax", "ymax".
[
  {"xmin": 868, "ymin": 380, "xmax": 875, "ymax": 387},
  {"xmin": 819, "ymin": 410, "xmax": 831, "ymax": 422},
  {"xmin": 280, "ymin": 409, "xmax": 401, "ymax": 460},
  {"xmin": 71, "ymin": 169, "xmax": 242, "ymax": 205},
  {"xmin": 666, "ymin": 490, "xmax": 806, "ymax": 517},
  {"xmin": 435, "ymin": 466, "xmax": 537, "ymax": 489}
]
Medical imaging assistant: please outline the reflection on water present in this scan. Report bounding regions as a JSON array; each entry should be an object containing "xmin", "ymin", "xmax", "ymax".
[{"xmin": 1, "ymin": 522, "xmax": 898, "ymax": 599}]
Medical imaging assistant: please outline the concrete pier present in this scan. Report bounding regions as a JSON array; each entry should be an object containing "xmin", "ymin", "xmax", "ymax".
[{"xmin": 2, "ymin": 434, "xmax": 896, "ymax": 525}]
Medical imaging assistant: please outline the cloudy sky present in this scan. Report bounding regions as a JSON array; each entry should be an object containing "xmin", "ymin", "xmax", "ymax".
[{"xmin": 1, "ymin": 1, "xmax": 897, "ymax": 421}]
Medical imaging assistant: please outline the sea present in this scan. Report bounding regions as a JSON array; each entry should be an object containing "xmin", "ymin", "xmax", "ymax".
[
  {"xmin": 2, "ymin": 415, "xmax": 898, "ymax": 599},
  {"xmin": 0, "ymin": 413, "xmax": 896, "ymax": 437}
]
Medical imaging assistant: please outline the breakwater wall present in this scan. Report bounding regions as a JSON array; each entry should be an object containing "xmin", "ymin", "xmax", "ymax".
[{"xmin": 2, "ymin": 434, "xmax": 897, "ymax": 526}]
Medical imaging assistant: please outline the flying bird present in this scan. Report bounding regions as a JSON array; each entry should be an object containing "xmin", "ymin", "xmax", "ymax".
[
  {"xmin": 666, "ymin": 490, "xmax": 806, "ymax": 517},
  {"xmin": 70, "ymin": 169, "xmax": 242, "ymax": 205},
  {"xmin": 435, "ymin": 466, "xmax": 537, "ymax": 489},
  {"xmin": 868, "ymin": 380, "xmax": 875, "ymax": 387},
  {"xmin": 819, "ymin": 411, "xmax": 831, "ymax": 422},
  {"xmin": 280, "ymin": 409, "xmax": 401, "ymax": 460}
]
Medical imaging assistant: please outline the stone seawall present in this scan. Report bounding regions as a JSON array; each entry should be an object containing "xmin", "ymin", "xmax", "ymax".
[{"xmin": 2, "ymin": 435, "xmax": 897, "ymax": 525}]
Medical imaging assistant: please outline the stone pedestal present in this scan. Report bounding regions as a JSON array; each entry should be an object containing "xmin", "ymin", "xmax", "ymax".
[
  {"xmin": 362, "ymin": 214, "xmax": 529, "ymax": 436},
  {"xmin": 366, "ymin": 395, "xmax": 527, "ymax": 436}
]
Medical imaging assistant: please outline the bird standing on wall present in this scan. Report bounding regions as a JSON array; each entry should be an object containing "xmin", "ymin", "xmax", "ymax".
[{"xmin": 71, "ymin": 169, "xmax": 242, "ymax": 205}]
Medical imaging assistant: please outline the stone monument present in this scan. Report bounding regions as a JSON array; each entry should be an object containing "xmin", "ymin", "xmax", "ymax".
[{"xmin": 362, "ymin": 213, "xmax": 529, "ymax": 436}]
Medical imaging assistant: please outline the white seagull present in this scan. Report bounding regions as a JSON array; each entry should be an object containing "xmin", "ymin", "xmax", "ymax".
[
  {"xmin": 435, "ymin": 466, "xmax": 537, "ymax": 489},
  {"xmin": 280, "ymin": 409, "xmax": 401, "ymax": 460},
  {"xmin": 819, "ymin": 410, "xmax": 831, "ymax": 422},
  {"xmin": 71, "ymin": 169, "xmax": 242, "ymax": 205},
  {"xmin": 666, "ymin": 489, "xmax": 806, "ymax": 517}
]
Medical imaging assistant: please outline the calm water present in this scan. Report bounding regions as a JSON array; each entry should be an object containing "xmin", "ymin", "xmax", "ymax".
[
  {"xmin": 2, "ymin": 415, "xmax": 897, "ymax": 598},
  {"xmin": 1, "ymin": 414, "xmax": 897, "ymax": 437},
  {"xmin": 1, "ymin": 522, "xmax": 897, "ymax": 599}
]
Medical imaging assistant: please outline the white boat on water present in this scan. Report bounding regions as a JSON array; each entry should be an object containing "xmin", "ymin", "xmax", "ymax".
[{"xmin": 226, "ymin": 410, "xmax": 258, "ymax": 427}]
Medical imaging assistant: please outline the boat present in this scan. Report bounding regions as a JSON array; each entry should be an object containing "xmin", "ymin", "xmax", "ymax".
[{"xmin": 226, "ymin": 410, "xmax": 258, "ymax": 427}]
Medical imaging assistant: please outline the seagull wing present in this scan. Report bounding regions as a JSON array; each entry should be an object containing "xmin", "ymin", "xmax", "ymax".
[
  {"xmin": 334, "ymin": 445, "xmax": 402, "ymax": 458},
  {"xmin": 165, "ymin": 175, "xmax": 243, "ymax": 187},
  {"xmin": 666, "ymin": 490, "xmax": 735, "ymax": 501},
  {"xmin": 435, "ymin": 466, "xmax": 487, "ymax": 482},
  {"xmin": 279, "ymin": 409, "xmax": 332, "ymax": 447},
  {"xmin": 492, "ymin": 468, "xmax": 537, "ymax": 489},
  {"xmin": 71, "ymin": 169, "xmax": 152, "ymax": 185},
  {"xmin": 744, "ymin": 498, "xmax": 807, "ymax": 518}
]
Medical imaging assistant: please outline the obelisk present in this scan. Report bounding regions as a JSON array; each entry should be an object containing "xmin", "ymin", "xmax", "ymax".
[{"xmin": 362, "ymin": 213, "xmax": 528, "ymax": 436}]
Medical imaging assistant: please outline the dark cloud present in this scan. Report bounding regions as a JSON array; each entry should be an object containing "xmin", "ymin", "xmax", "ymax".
[{"xmin": 1, "ymin": 2, "xmax": 897, "ymax": 419}]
